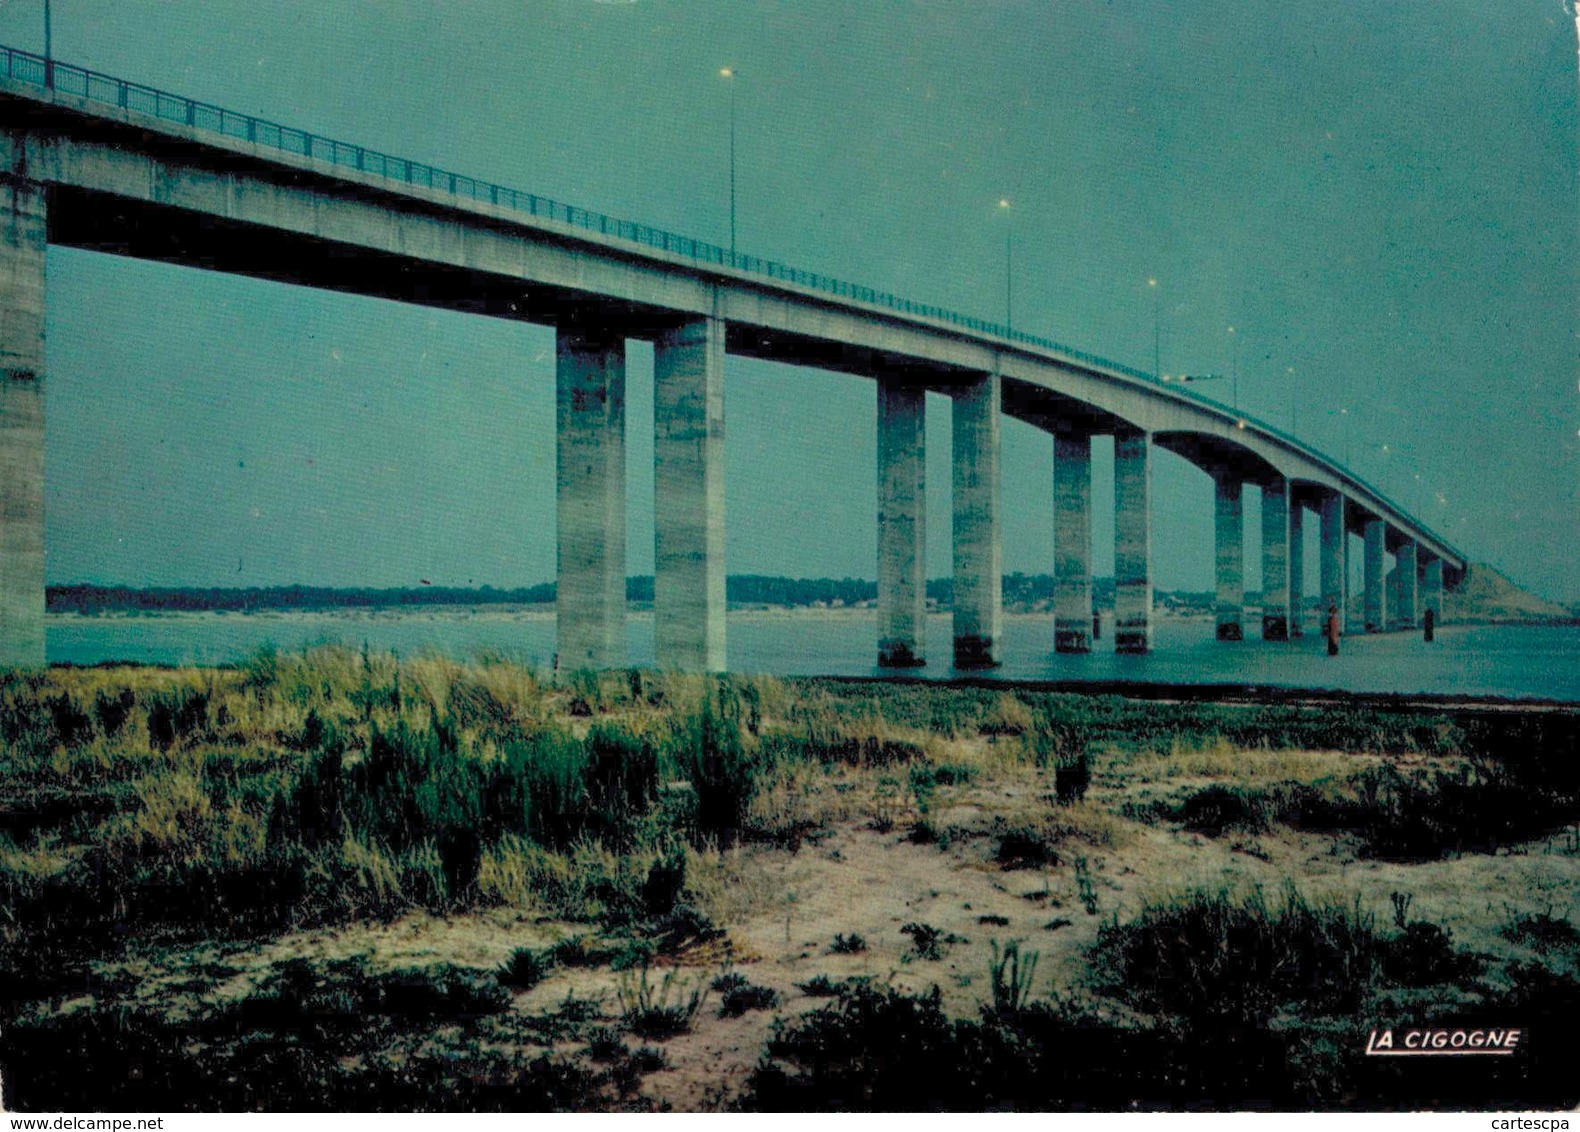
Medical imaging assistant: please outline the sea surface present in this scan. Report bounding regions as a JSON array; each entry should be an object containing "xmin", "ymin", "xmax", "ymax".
[{"xmin": 45, "ymin": 610, "xmax": 1580, "ymax": 703}]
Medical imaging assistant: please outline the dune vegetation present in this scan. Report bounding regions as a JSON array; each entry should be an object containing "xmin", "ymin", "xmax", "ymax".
[{"xmin": 1, "ymin": 646, "xmax": 1577, "ymax": 1110}]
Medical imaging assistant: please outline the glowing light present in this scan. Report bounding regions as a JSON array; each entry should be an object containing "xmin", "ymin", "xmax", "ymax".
[
  {"xmin": 1236, "ymin": 419, "xmax": 1247, "ymax": 429},
  {"xmin": 998, "ymin": 198, "xmax": 1011, "ymax": 209},
  {"xmin": 1147, "ymin": 277, "xmax": 1157, "ymax": 287},
  {"xmin": 719, "ymin": 67, "xmax": 733, "ymax": 78}
]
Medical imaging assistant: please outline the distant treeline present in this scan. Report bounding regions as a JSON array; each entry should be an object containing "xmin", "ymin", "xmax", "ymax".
[
  {"xmin": 48, "ymin": 574, "xmax": 1222, "ymax": 614},
  {"xmin": 46, "ymin": 583, "xmax": 557, "ymax": 614}
]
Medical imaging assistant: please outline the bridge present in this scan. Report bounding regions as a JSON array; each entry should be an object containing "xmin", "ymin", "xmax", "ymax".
[{"xmin": 0, "ymin": 46, "xmax": 1466, "ymax": 671}]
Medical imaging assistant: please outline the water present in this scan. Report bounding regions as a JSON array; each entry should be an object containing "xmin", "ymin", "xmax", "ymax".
[{"xmin": 46, "ymin": 610, "xmax": 1580, "ymax": 702}]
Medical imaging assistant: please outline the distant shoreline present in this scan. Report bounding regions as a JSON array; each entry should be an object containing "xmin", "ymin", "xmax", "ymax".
[{"xmin": 42, "ymin": 604, "xmax": 1579, "ymax": 628}]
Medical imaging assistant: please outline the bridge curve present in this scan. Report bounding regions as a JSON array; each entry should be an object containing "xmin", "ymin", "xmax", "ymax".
[{"xmin": 0, "ymin": 46, "xmax": 1464, "ymax": 669}]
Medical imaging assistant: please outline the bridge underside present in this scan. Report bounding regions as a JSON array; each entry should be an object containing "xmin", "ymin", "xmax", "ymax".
[{"xmin": 0, "ymin": 92, "xmax": 1466, "ymax": 669}]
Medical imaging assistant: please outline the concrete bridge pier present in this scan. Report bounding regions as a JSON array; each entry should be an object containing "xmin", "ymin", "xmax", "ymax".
[
  {"xmin": 1422, "ymin": 555, "xmax": 1444, "ymax": 624},
  {"xmin": 877, "ymin": 378, "xmax": 927, "ymax": 667},
  {"xmin": 1260, "ymin": 477, "xmax": 1292, "ymax": 640},
  {"xmin": 0, "ymin": 175, "xmax": 46, "ymax": 669},
  {"xmin": 653, "ymin": 316, "xmax": 726, "ymax": 672},
  {"xmin": 1393, "ymin": 539, "xmax": 1418, "ymax": 630},
  {"xmin": 1287, "ymin": 500, "xmax": 1305, "ymax": 638},
  {"xmin": 1214, "ymin": 473, "xmax": 1244, "ymax": 641},
  {"xmin": 1113, "ymin": 429, "xmax": 1153, "ymax": 654},
  {"xmin": 1053, "ymin": 431, "xmax": 1093, "ymax": 653},
  {"xmin": 1363, "ymin": 518, "xmax": 1387, "ymax": 633},
  {"xmin": 1319, "ymin": 491, "xmax": 1345, "ymax": 631},
  {"xmin": 951, "ymin": 373, "xmax": 1001, "ymax": 667},
  {"xmin": 556, "ymin": 315, "xmax": 627, "ymax": 669}
]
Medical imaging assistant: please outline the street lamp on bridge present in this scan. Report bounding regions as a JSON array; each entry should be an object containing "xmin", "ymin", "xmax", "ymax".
[
  {"xmin": 1328, "ymin": 405, "xmax": 1353, "ymax": 467},
  {"xmin": 1147, "ymin": 277, "xmax": 1160, "ymax": 378},
  {"xmin": 997, "ymin": 198, "xmax": 1012, "ymax": 333},
  {"xmin": 719, "ymin": 66, "xmax": 738, "ymax": 256},
  {"xmin": 1226, "ymin": 325, "xmax": 1240, "ymax": 409}
]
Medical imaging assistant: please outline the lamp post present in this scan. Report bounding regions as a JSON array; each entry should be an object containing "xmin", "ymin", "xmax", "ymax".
[
  {"xmin": 1286, "ymin": 366, "xmax": 1297, "ymax": 437},
  {"xmin": 998, "ymin": 198, "xmax": 1012, "ymax": 332},
  {"xmin": 720, "ymin": 66, "xmax": 737, "ymax": 256},
  {"xmin": 1148, "ymin": 277, "xmax": 1159, "ymax": 379},
  {"xmin": 1227, "ymin": 326, "xmax": 1240, "ymax": 409},
  {"xmin": 43, "ymin": 0, "xmax": 52, "ymax": 88}
]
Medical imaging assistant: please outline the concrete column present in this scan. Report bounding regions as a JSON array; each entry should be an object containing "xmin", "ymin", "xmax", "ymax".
[
  {"xmin": 1053, "ymin": 431, "xmax": 1092, "ymax": 653},
  {"xmin": 952, "ymin": 374, "xmax": 1001, "ymax": 667},
  {"xmin": 1113, "ymin": 429, "xmax": 1152, "ymax": 654},
  {"xmin": 1214, "ymin": 473, "xmax": 1244, "ymax": 641},
  {"xmin": 1394, "ymin": 540, "xmax": 1418, "ymax": 630},
  {"xmin": 877, "ymin": 379, "xmax": 926, "ymax": 667},
  {"xmin": 556, "ymin": 319, "xmax": 626, "ymax": 669},
  {"xmin": 1363, "ymin": 518, "xmax": 1386, "ymax": 633},
  {"xmin": 1288, "ymin": 502, "xmax": 1305, "ymax": 638},
  {"xmin": 0, "ymin": 176, "xmax": 46, "ymax": 668},
  {"xmin": 653, "ymin": 317, "xmax": 726, "ymax": 672},
  {"xmin": 1423, "ymin": 555, "xmax": 1444, "ymax": 623},
  {"xmin": 1319, "ymin": 492, "xmax": 1345, "ymax": 631},
  {"xmin": 1261, "ymin": 477, "xmax": 1292, "ymax": 641}
]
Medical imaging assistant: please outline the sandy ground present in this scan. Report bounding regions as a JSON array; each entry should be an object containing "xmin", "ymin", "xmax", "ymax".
[{"xmin": 86, "ymin": 736, "xmax": 1580, "ymax": 1112}]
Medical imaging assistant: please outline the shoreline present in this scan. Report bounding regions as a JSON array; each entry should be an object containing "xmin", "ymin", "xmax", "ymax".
[{"xmin": 43, "ymin": 604, "xmax": 1579, "ymax": 628}]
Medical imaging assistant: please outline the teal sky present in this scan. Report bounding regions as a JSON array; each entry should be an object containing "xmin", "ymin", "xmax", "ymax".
[{"xmin": 12, "ymin": 1, "xmax": 1579, "ymax": 599}]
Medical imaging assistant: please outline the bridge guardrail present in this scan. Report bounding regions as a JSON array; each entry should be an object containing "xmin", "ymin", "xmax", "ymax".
[{"xmin": 0, "ymin": 44, "xmax": 1453, "ymax": 557}]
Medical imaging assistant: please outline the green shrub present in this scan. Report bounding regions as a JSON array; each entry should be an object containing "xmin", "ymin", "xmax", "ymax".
[
  {"xmin": 93, "ymin": 688, "xmax": 136, "ymax": 737},
  {"xmin": 1094, "ymin": 884, "xmax": 1377, "ymax": 1023},
  {"xmin": 987, "ymin": 940, "xmax": 1039, "ymax": 1016},
  {"xmin": 497, "ymin": 947, "xmax": 553, "ymax": 990},
  {"xmin": 1053, "ymin": 752, "xmax": 1089, "ymax": 805},
  {"xmin": 617, "ymin": 965, "xmax": 707, "ymax": 1039},
  {"xmin": 713, "ymin": 971, "xmax": 779, "ymax": 1017},
  {"xmin": 901, "ymin": 922, "xmax": 965, "ymax": 961},
  {"xmin": 670, "ymin": 688, "xmax": 754, "ymax": 846},
  {"xmin": 1180, "ymin": 784, "xmax": 1271, "ymax": 836},
  {"xmin": 1502, "ymin": 911, "xmax": 1580, "ymax": 953},
  {"xmin": 1376, "ymin": 921, "xmax": 1479, "ymax": 986}
]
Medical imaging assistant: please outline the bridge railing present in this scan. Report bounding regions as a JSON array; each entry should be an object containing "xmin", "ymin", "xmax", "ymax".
[
  {"xmin": 4, "ymin": 46, "xmax": 1168, "ymax": 371},
  {"xmin": 0, "ymin": 44, "xmax": 1450, "ymax": 552}
]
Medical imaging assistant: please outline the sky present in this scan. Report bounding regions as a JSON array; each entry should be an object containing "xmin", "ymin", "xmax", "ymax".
[{"xmin": 9, "ymin": 0, "xmax": 1578, "ymax": 600}]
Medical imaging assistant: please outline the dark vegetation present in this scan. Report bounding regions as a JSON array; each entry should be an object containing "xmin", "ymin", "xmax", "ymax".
[
  {"xmin": 1162, "ymin": 727, "xmax": 1580, "ymax": 860},
  {"xmin": 1, "ymin": 652, "xmax": 1577, "ymax": 1111},
  {"xmin": 713, "ymin": 971, "xmax": 780, "ymax": 1017},
  {"xmin": 746, "ymin": 886, "xmax": 1578, "ymax": 1111},
  {"xmin": 1, "ymin": 955, "xmax": 626, "ymax": 1111},
  {"xmin": 901, "ymin": 922, "xmax": 967, "ymax": 961}
]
